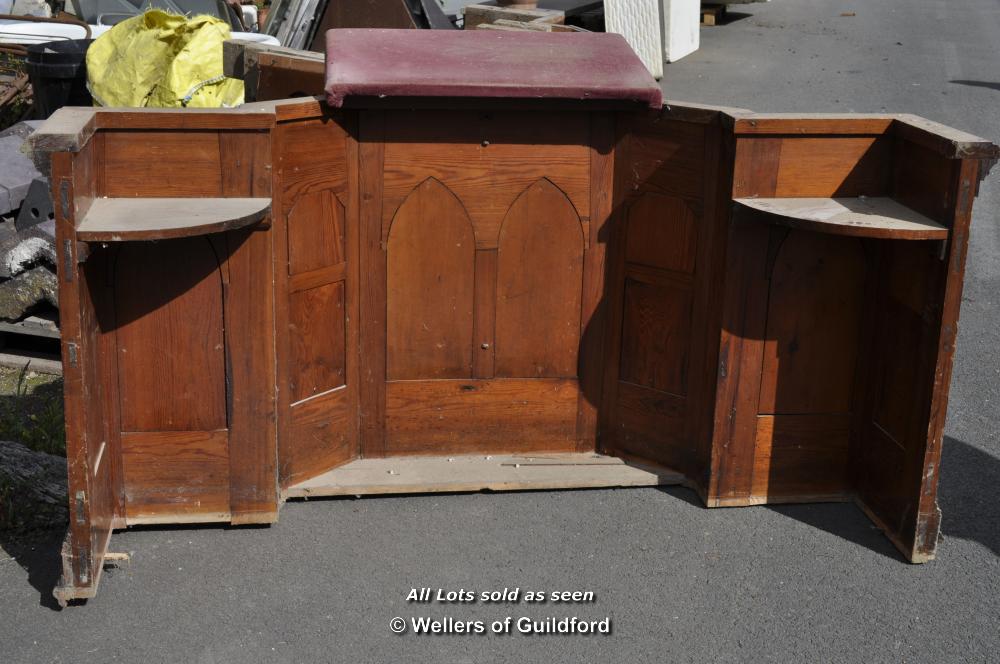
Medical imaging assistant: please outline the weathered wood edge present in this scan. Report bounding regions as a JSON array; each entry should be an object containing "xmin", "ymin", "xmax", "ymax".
[
  {"xmin": 76, "ymin": 197, "xmax": 272, "ymax": 242},
  {"xmin": 729, "ymin": 112, "xmax": 998, "ymax": 160},
  {"xmin": 732, "ymin": 197, "xmax": 950, "ymax": 241}
]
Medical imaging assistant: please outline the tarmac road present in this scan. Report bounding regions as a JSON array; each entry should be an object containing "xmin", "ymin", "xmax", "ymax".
[{"xmin": 2, "ymin": 1, "xmax": 998, "ymax": 661}]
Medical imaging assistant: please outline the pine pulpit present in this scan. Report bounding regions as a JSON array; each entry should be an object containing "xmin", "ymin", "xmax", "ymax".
[{"xmin": 30, "ymin": 29, "xmax": 998, "ymax": 604}]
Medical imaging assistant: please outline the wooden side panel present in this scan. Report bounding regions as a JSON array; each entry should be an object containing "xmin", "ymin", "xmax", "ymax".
[
  {"xmin": 624, "ymin": 193, "xmax": 697, "ymax": 274},
  {"xmin": 733, "ymin": 135, "xmax": 891, "ymax": 198},
  {"xmin": 385, "ymin": 379, "xmax": 579, "ymax": 455},
  {"xmin": 752, "ymin": 414, "xmax": 851, "ymax": 499},
  {"xmin": 712, "ymin": 225, "xmax": 864, "ymax": 503},
  {"xmin": 53, "ymin": 148, "xmax": 119, "ymax": 603},
  {"xmin": 287, "ymin": 190, "xmax": 345, "ymax": 275},
  {"xmin": 288, "ymin": 281, "xmax": 346, "ymax": 402},
  {"xmin": 495, "ymin": 179, "xmax": 584, "ymax": 378},
  {"xmin": 102, "ymin": 131, "xmax": 224, "ymax": 197},
  {"xmin": 386, "ymin": 178, "xmax": 476, "ymax": 380},
  {"xmin": 758, "ymin": 232, "xmax": 866, "ymax": 415},
  {"xmin": 114, "ymin": 238, "xmax": 226, "ymax": 432},
  {"xmin": 619, "ymin": 277, "xmax": 692, "ymax": 396},
  {"xmin": 275, "ymin": 113, "xmax": 360, "ymax": 486},
  {"xmin": 284, "ymin": 390, "xmax": 353, "ymax": 482},
  {"xmin": 223, "ymin": 226, "xmax": 279, "ymax": 524},
  {"xmin": 891, "ymin": 137, "xmax": 958, "ymax": 224},
  {"xmin": 606, "ymin": 114, "xmax": 727, "ymax": 484},
  {"xmin": 121, "ymin": 431, "xmax": 230, "ymax": 522}
]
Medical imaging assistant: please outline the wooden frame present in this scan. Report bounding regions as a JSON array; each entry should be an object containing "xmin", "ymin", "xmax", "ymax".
[{"xmin": 31, "ymin": 95, "xmax": 997, "ymax": 605}]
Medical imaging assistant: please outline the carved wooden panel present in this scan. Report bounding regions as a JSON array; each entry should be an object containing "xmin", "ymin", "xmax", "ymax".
[
  {"xmin": 495, "ymin": 179, "xmax": 584, "ymax": 378},
  {"xmin": 386, "ymin": 178, "xmax": 476, "ymax": 380}
]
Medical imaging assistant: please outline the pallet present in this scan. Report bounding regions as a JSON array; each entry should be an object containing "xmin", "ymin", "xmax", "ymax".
[{"xmin": 701, "ymin": 3, "xmax": 727, "ymax": 25}]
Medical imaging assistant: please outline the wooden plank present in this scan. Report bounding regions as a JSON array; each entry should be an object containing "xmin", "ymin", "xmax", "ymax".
[
  {"xmin": 221, "ymin": 133, "xmax": 278, "ymax": 524},
  {"xmin": 774, "ymin": 136, "xmax": 891, "ymax": 197},
  {"xmin": 733, "ymin": 115, "xmax": 894, "ymax": 135},
  {"xmin": 102, "ymin": 131, "xmax": 224, "ymax": 198},
  {"xmin": 892, "ymin": 115, "xmax": 1000, "ymax": 160},
  {"xmin": 285, "ymin": 388, "xmax": 354, "ymax": 486},
  {"xmin": 385, "ymin": 378, "xmax": 580, "ymax": 455},
  {"xmin": 905, "ymin": 158, "xmax": 980, "ymax": 561},
  {"xmin": 624, "ymin": 193, "xmax": 698, "ymax": 273},
  {"xmin": 285, "ymin": 452, "xmax": 684, "ymax": 498},
  {"xmin": 619, "ymin": 277, "xmax": 693, "ymax": 396},
  {"xmin": 577, "ymin": 112, "xmax": 614, "ymax": 450},
  {"xmin": 76, "ymin": 198, "xmax": 271, "ymax": 241},
  {"xmin": 732, "ymin": 136, "xmax": 780, "ymax": 197},
  {"xmin": 359, "ymin": 111, "xmax": 387, "ymax": 456},
  {"xmin": 708, "ymin": 219, "xmax": 772, "ymax": 504},
  {"xmin": 734, "ymin": 197, "xmax": 949, "ymax": 240},
  {"xmin": 121, "ymin": 430, "xmax": 231, "ymax": 523}
]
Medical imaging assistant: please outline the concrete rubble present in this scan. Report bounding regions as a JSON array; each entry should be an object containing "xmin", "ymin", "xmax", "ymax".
[{"xmin": 0, "ymin": 121, "xmax": 58, "ymax": 331}]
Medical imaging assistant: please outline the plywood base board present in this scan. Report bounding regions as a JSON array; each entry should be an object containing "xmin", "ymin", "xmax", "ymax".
[{"xmin": 285, "ymin": 452, "xmax": 685, "ymax": 498}]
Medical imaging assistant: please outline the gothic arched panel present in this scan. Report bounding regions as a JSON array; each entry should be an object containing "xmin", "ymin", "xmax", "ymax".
[
  {"xmin": 495, "ymin": 179, "xmax": 584, "ymax": 378},
  {"xmin": 387, "ymin": 178, "xmax": 475, "ymax": 380}
]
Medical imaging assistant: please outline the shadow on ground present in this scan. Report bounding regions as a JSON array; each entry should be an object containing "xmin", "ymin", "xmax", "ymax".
[
  {"xmin": 766, "ymin": 436, "xmax": 1000, "ymax": 561},
  {"xmin": 0, "ymin": 529, "xmax": 65, "ymax": 610},
  {"xmin": 2, "ymin": 438, "xmax": 997, "ymax": 609},
  {"xmin": 950, "ymin": 80, "xmax": 1000, "ymax": 92}
]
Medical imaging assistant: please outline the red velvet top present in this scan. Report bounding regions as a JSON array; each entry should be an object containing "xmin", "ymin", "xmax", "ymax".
[{"xmin": 324, "ymin": 28, "xmax": 662, "ymax": 109}]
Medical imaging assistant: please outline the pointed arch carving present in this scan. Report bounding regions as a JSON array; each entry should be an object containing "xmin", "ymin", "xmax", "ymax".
[
  {"xmin": 386, "ymin": 178, "xmax": 476, "ymax": 379},
  {"xmin": 495, "ymin": 179, "xmax": 585, "ymax": 378}
]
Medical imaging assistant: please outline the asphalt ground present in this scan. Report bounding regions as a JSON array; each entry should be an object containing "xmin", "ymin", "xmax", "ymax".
[{"xmin": 1, "ymin": 1, "xmax": 998, "ymax": 661}]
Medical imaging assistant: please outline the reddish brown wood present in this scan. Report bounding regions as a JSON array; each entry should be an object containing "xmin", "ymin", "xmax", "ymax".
[
  {"xmin": 289, "ymin": 281, "xmax": 346, "ymax": 402},
  {"xmin": 385, "ymin": 379, "xmax": 579, "ymax": 454},
  {"xmin": 275, "ymin": 114, "xmax": 359, "ymax": 487},
  {"xmin": 577, "ymin": 113, "xmax": 615, "ymax": 449},
  {"xmin": 472, "ymin": 249, "xmax": 498, "ymax": 379},
  {"xmin": 121, "ymin": 431, "xmax": 231, "ymax": 522},
  {"xmin": 495, "ymin": 178, "xmax": 584, "ymax": 378},
  {"xmin": 386, "ymin": 178, "xmax": 476, "ymax": 380},
  {"xmin": 359, "ymin": 110, "xmax": 388, "ymax": 457},
  {"xmin": 287, "ymin": 189, "xmax": 346, "ymax": 275},
  {"xmin": 36, "ymin": 96, "xmax": 997, "ymax": 603},
  {"xmin": 113, "ymin": 238, "xmax": 227, "ymax": 432},
  {"xmin": 757, "ymin": 231, "xmax": 866, "ymax": 415}
]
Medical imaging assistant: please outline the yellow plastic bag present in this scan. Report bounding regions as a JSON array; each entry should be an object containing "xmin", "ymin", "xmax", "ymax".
[{"xmin": 87, "ymin": 10, "xmax": 243, "ymax": 108}]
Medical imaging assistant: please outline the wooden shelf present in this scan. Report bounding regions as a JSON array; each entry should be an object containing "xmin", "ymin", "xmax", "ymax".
[
  {"xmin": 76, "ymin": 197, "xmax": 271, "ymax": 242},
  {"xmin": 734, "ymin": 197, "xmax": 949, "ymax": 240},
  {"xmin": 284, "ymin": 453, "xmax": 684, "ymax": 499}
]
